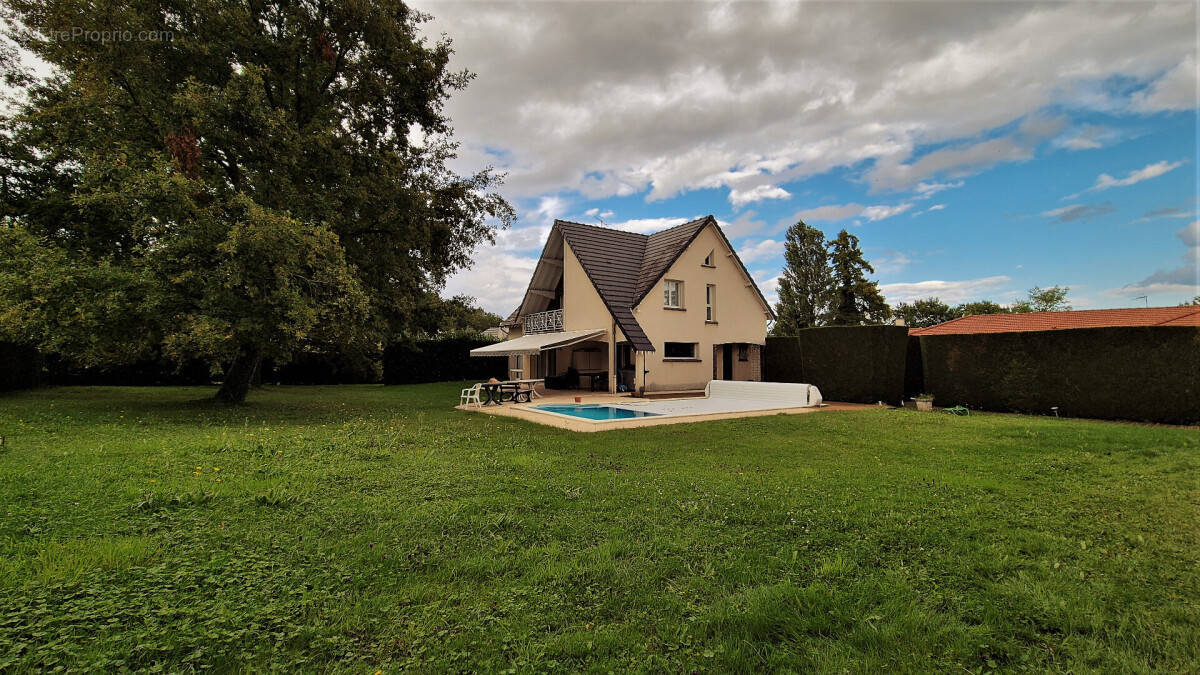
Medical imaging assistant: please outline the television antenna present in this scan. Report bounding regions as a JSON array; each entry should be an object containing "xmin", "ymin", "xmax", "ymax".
[{"xmin": 1133, "ymin": 295, "xmax": 1148, "ymax": 307}]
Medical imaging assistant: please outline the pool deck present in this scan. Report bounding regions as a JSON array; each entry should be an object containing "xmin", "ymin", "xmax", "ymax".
[{"xmin": 457, "ymin": 389, "xmax": 878, "ymax": 432}]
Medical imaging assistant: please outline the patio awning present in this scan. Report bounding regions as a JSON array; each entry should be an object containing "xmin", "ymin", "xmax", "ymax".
[{"xmin": 469, "ymin": 329, "xmax": 606, "ymax": 357}]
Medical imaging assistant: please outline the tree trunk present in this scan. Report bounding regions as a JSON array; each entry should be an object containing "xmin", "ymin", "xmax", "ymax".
[{"xmin": 215, "ymin": 346, "xmax": 262, "ymax": 404}]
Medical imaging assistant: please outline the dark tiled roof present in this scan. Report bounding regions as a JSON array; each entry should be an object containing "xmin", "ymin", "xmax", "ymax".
[
  {"xmin": 635, "ymin": 217, "xmax": 711, "ymax": 301},
  {"xmin": 551, "ymin": 215, "xmax": 772, "ymax": 351},
  {"xmin": 910, "ymin": 307, "xmax": 1200, "ymax": 335}
]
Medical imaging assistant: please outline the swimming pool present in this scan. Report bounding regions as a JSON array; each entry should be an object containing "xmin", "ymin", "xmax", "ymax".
[{"xmin": 534, "ymin": 404, "xmax": 660, "ymax": 420}]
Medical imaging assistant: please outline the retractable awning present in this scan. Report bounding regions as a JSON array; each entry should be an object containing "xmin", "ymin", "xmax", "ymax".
[{"xmin": 469, "ymin": 328, "xmax": 606, "ymax": 357}]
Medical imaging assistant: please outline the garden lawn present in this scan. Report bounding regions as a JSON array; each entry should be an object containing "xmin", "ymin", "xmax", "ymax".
[{"xmin": 0, "ymin": 383, "xmax": 1196, "ymax": 673}]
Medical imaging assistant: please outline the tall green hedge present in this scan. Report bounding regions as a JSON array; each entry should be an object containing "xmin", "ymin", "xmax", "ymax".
[
  {"xmin": 920, "ymin": 326, "xmax": 1200, "ymax": 424},
  {"xmin": 0, "ymin": 342, "xmax": 42, "ymax": 392},
  {"xmin": 765, "ymin": 326, "xmax": 910, "ymax": 404},
  {"xmin": 383, "ymin": 336, "xmax": 507, "ymax": 385}
]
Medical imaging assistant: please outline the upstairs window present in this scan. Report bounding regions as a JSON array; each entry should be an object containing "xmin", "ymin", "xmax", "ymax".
[
  {"xmin": 663, "ymin": 279, "xmax": 683, "ymax": 308},
  {"xmin": 702, "ymin": 250, "xmax": 715, "ymax": 267},
  {"xmin": 664, "ymin": 342, "xmax": 697, "ymax": 359},
  {"xmin": 706, "ymin": 284, "xmax": 716, "ymax": 322}
]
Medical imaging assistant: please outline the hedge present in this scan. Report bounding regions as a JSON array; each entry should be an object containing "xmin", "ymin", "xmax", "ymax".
[
  {"xmin": 383, "ymin": 336, "xmax": 507, "ymax": 385},
  {"xmin": 264, "ymin": 352, "xmax": 380, "ymax": 385},
  {"xmin": 764, "ymin": 326, "xmax": 910, "ymax": 404},
  {"xmin": 920, "ymin": 326, "xmax": 1200, "ymax": 424},
  {"xmin": 0, "ymin": 342, "xmax": 42, "ymax": 392}
]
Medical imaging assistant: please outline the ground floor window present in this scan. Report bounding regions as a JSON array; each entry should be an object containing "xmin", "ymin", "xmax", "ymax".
[
  {"xmin": 510, "ymin": 354, "xmax": 523, "ymax": 379},
  {"xmin": 738, "ymin": 344, "xmax": 749, "ymax": 361},
  {"xmin": 664, "ymin": 342, "xmax": 697, "ymax": 359}
]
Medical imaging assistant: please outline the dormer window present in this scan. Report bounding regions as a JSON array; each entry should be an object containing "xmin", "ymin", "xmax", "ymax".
[{"xmin": 702, "ymin": 250, "xmax": 715, "ymax": 267}]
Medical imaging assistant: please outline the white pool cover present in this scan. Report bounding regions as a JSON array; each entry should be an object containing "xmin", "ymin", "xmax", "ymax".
[{"xmin": 608, "ymin": 380, "xmax": 823, "ymax": 418}]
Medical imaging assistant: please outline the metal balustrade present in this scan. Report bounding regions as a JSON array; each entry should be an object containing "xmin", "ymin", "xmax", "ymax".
[{"xmin": 523, "ymin": 308, "xmax": 564, "ymax": 334}]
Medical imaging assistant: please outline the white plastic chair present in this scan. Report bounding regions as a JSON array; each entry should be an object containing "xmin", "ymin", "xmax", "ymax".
[{"xmin": 460, "ymin": 383, "xmax": 482, "ymax": 408}]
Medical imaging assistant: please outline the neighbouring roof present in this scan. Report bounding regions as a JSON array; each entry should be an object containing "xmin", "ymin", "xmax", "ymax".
[
  {"xmin": 909, "ymin": 306, "xmax": 1200, "ymax": 336},
  {"xmin": 541, "ymin": 216, "xmax": 772, "ymax": 351}
]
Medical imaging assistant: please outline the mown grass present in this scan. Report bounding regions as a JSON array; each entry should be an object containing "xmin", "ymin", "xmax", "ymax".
[{"xmin": 0, "ymin": 383, "xmax": 1196, "ymax": 673}]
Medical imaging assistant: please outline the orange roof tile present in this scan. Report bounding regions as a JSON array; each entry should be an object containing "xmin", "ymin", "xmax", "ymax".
[{"xmin": 909, "ymin": 307, "xmax": 1200, "ymax": 335}]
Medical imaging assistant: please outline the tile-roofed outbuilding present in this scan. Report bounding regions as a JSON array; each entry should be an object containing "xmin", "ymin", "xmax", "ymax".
[{"xmin": 909, "ymin": 306, "xmax": 1200, "ymax": 336}]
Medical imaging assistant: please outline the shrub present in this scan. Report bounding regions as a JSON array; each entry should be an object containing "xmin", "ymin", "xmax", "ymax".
[{"xmin": 383, "ymin": 335, "xmax": 507, "ymax": 385}]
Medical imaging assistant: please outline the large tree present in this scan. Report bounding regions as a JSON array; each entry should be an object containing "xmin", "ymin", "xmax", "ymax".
[
  {"xmin": 771, "ymin": 220, "xmax": 832, "ymax": 335},
  {"xmin": 0, "ymin": 0, "xmax": 513, "ymax": 402},
  {"xmin": 956, "ymin": 300, "xmax": 1011, "ymax": 316},
  {"xmin": 1011, "ymin": 286, "xmax": 1072, "ymax": 313},
  {"xmin": 827, "ymin": 230, "xmax": 891, "ymax": 325},
  {"xmin": 895, "ymin": 297, "xmax": 958, "ymax": 328}
]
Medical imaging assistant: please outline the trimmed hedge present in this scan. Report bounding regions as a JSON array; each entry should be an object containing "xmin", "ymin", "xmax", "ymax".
[
  {"xmin": 0, "ymin": 342, "xmax": 42, "ymax": 392},
  {"xmin": 265, "ymin": 352, "xmax": 380, "ymax": 385},
  {"xmin": 383, "ymin": 336, "xmax": 507, "ymax": 385},
  {"xmin": 765, "ymin": 326, "xmax": 910, "ymax": 404},
  {"xmin": 45, "ymin": 356, "xmax": 214, "ymax": 386},
  {"xmin": 920, "ymin": 326, "xmax": 1200, "ymax": 424}
]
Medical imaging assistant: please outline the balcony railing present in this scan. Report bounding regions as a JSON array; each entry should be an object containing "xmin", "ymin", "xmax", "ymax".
[{"xmin": 523, "ymin": 308, "xmax": 564, "ymax": 334}]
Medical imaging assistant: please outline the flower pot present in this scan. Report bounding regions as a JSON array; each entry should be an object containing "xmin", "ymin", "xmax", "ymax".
[
  {"xmin": 915, "ymin": 399, "xmax": 933, "ymax": 412},
  {"xmin": 574, "ymin": 396, "xmax": 582, "ymax": 403}
]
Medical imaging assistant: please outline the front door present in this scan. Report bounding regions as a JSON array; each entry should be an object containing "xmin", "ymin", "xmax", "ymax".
[{"xmin": 722, "ymin": 344, "xmax": 734, "ymax": 380}]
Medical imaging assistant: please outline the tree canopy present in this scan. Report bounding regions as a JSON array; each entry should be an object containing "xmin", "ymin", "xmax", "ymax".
[
  {"xmin": 772, "ymin": 220, "xmax": 832, "ymax": 334},
  {"xmin": 0, "ymin": 0, "xmax": 513, "ymax": 402},
  {"xmin": 827, "ymin": 230, "xmax": 891, "ymax": 326},
  {"xmin": 894, "ymin": 297, "xmax": 958, "ymax": 328}
]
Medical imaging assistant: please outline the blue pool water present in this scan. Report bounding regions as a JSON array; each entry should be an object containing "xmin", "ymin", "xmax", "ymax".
[{"xmin": 535, "ymin": 404, "xmax": 659, "ymax": 420}]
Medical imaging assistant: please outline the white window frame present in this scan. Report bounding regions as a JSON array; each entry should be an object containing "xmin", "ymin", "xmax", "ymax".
[
  {"xmin": 663, "ymin": 342, "xmax": 698, "ymax": 360},
  {"xmin": 702, "ymin": 250, "xmax": 714, "ymax": 267},
  {"xmin": 706, "ymin": 284, "xmax": 716, "ymax": 322},
  {"xmin": 663, "ymin": 279, "xmax": 683, "ymax": 309}
]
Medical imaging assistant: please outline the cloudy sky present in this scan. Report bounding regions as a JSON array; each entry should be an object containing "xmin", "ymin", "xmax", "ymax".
[{"xmin": 414, "ymin": 0, "xmax": 1199, "ymax": 315}]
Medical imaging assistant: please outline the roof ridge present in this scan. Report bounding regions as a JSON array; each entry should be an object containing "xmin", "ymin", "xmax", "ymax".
[{"xmin": 554, "ymin": 219, "xmax": 650, "ymax": 239}]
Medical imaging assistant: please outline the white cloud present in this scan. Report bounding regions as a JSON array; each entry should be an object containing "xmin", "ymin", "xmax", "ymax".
[
  {"xmin": 729, "ymin": 184, "xmax": 791, "ymax": 208},
  {"xmin": 583, "ymin": 207, "xmax": 614, "ymax": 219},
  {"xmin": 1065, "ymin": 160, "xmax": 1184, "ymax": 199},
  {"xmin": 793, "ymin": 203, "xmax": 865, "ymax": 223},
  {"xmin": 718, "ymin": 210, "xmax": 767, "ymax": 239},
  {"xmin": 531, "ymin": 196, "xmax": 569, "ymax": 224},
  {"xmin": 1115, "ymin": 220, "xmax": 1200, "ymax": 301},
  {"xmin": 1041, "ymin": 202, "xmax": 1116, "ymax": 223},
  {"xmin": 737, "ymin": 239, "xmax": 781, "ymax": 264},
  {"xmin": 412, "ymin": 1, "xmax": 1196, "ymax": 202},
  {"xmin": 880, "ymin": 275, "xmax": 1014, "ymax": 305},
  {"xmin": 443, "ymin": 248, "xmax": 537, "ymax": 316},
  {"xmin": 914, "ymin": 181, "xmax": 964, "ymax": 198},
  {"xmin": 791, "ymin": 201, "xmax": 913, "ymax": 224},
  {"xmin": 607, "ymin": 216, "xmax": 701, "ymax": 234},
  {"xmin": 861, "ymin": 203, "xmax": 915, "ymax": 221},
  {"xmin": 1131, "ymin": 55, "xmax": 1198, "ymax": 112},
  {"xmin": 913, "ymin": 203, "xmax": 947, "ymax": 216}
]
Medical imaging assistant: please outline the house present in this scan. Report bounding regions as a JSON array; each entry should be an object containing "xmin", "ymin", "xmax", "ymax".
[
  {"xmin": 480, "ymin": 326, "xmax": 508, "ymax": 340},
  {"xmin": 470, "ymin": 216, "xmax": 774, "ymax": 394},
  {"xmin": 909, "ymin": 306, "xmax": 1200, "ymax": 335}
]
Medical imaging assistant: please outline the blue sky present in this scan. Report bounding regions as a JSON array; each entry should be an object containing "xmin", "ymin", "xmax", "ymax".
[{"xmin": 415, "ymin": 1, "xmax": 1199, "ymax": 316}]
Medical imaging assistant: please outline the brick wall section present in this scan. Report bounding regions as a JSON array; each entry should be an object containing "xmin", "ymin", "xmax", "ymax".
[{"xmin": 749, "ymin": 344, "xmax": 761, "ymax": 381}]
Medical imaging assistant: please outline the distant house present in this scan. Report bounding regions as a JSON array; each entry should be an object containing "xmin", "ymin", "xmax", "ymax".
[
  {"xmin": 910, "ymin": 306, "xmax": 1200, "ymax": 336},
  {"xmin": 470, "ymin": 216, "xmax": 773, "ymax": 394},
  {"xmin": 480, "ymin": 326, "xmax": 507, "ymax": 340}
]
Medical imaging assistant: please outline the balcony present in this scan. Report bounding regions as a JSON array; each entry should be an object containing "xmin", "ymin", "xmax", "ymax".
[{"xmin": 523, "ymin": 308, "xmax": 564, "ymax": 334}]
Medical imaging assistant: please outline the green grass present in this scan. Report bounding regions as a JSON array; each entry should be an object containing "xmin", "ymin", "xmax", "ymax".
[{"xmin": 0, "ymin": 383, "xmax": 1196, "ymax": 673}]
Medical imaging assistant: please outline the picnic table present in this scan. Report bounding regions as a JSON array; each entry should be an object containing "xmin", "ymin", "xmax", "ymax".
[{"xmin": 480, "ymin": 379, "xmax": 544, "ymax": 405}]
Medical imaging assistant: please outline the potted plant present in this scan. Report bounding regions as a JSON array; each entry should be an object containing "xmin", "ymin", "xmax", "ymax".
[{"xmin": 914, "ymin": 393, "xmax": 934, "ymax": 412}]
